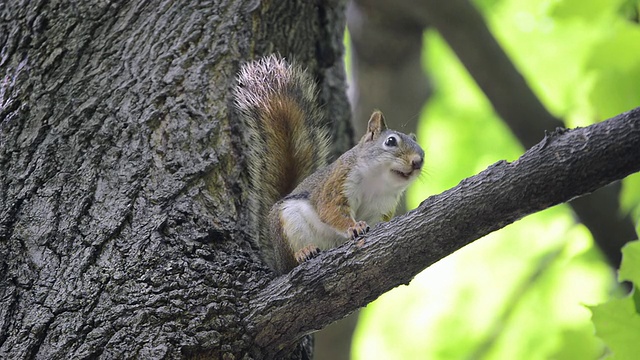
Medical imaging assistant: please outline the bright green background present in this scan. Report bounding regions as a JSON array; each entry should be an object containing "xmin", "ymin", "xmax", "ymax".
[{"xmin": 351, "ymin": 0, "xmax": 640, "ymax": 359}]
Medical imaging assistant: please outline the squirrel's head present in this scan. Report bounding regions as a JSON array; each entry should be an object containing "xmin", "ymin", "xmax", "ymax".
[{"xmin": 358, "ymin": 111, "xmax": 424, "ymax": 187}]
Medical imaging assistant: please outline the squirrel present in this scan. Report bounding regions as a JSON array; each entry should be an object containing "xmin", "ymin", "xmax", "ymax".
[{"xmin": 235, "ymin": 55, "xmax": 424, "ymax": 274}]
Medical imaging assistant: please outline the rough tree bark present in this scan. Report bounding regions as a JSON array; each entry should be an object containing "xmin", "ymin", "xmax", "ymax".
[
  {"xmin": 1, "ymin": 1, "xmax": 349, "ymax": 359},
  {"xmin": 1, "ymin": 2, "xmax": 639, "ymax": 360}
]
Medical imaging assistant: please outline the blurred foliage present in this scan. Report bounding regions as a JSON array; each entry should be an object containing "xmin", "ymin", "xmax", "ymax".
[
  {"xmin": 590, "ymin": 241, "xmax": 640, "ymax": 359},
  {"xmin": 352, "ymin": 0, "xmax": 640, "ymax": 359}
]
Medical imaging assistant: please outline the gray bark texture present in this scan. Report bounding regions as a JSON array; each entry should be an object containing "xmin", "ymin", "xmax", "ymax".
[{"xmin": 0, "ymin": 1, "xmax": 348, "ymax": 359}]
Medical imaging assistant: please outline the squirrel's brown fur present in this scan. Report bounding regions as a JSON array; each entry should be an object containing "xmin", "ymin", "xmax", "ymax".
[
  {"xmin": 235, "ymin": 56, "xmax": 424, "ymax": 274},
  {"xmin": 235, "ymin": 55, "xmax": 330, "ymax": 270}
]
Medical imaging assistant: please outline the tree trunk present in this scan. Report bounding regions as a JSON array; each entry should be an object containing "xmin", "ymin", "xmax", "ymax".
[{"xmin": 1, "ymin": 1, "xmax": 348, "ymax": 359}]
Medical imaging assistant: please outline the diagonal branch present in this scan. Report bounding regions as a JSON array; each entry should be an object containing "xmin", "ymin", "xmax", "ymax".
[
  {"xmin": 417, "ymin": 0, "xmax": 638, "ymax": 267},
  {"xmin": 356, "ymin": 0, "xmax": 637, "ymax": 267},
  {"xmin": 246, "ymin": 107, "xmax": 640, "ymax": 355}
]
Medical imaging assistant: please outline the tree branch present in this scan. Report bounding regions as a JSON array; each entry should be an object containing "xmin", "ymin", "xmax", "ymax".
[
  {"xmin": 356, "ymin": 0, "xmax": 637, "ymax": 267},
  {"xmin": 418, "ymin": 0, "xmax": 639, "ymax": 268},
  {"xmin": 246, "ymin": 106, "xmax": 640, "ymax": 355}
]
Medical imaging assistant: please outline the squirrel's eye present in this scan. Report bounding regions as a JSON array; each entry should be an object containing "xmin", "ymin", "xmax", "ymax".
[{"xmin": 385, "ymin": 136, "xmax": 398, "ymax": 147}]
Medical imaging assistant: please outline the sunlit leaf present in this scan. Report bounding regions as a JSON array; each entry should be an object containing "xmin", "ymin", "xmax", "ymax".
[
  {"xmin": 590, "ymin": 293, "xmax": 640, "ymax": 359},
  {"xmin": 619, "ymin": 241, "xmax": 640, "ymax": 285}
]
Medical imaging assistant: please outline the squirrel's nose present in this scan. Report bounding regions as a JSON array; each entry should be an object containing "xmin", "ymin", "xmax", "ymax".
[{"xmin": 411, "ymin": 156, "xmax": 423, "ymax": 170}]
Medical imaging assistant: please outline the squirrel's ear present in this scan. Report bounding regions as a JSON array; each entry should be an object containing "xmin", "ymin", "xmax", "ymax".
[{"xmin": 364, "ymin": 110, "xmax": 388, "ymax": 142}]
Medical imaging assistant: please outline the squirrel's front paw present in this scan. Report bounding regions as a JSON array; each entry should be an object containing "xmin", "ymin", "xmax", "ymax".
[
  {"xmin": 348, "ymin": 221, "xmax": 370, "ymax": 240},
  {"xmin": 295, "ymin": 244, "xmax": 321, "ymax": 264}
]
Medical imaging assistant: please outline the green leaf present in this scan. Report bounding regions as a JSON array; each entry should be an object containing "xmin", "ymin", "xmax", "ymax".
[
  {"xmin": 619, "ymin": 240, "xmax": 640, "ymax": 285},
  {"xmin": 590, "ymin": 240, "xmax": 640, "ymax": 359},
  {"xmin": 590, "ymin": 293, "xmax": 640, "ymax": 359}
]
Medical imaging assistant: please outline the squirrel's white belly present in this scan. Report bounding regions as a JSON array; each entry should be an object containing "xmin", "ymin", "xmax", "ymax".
[
  {"xmin": 354, "ymin": 190, "xmax": 398, "ymax": 225},
  {"xmin": 280, "ymin": 199, "xmax": 345, "ymax": 252},
  {"xmin": 347, "ymin": 168, "xmax": 405, "ymax": 224}
]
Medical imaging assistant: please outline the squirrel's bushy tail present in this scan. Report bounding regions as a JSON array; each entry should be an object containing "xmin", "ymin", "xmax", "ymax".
[{"xmin": 234, "ymin": 55, "xmax": 330, "ymax": 265}]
